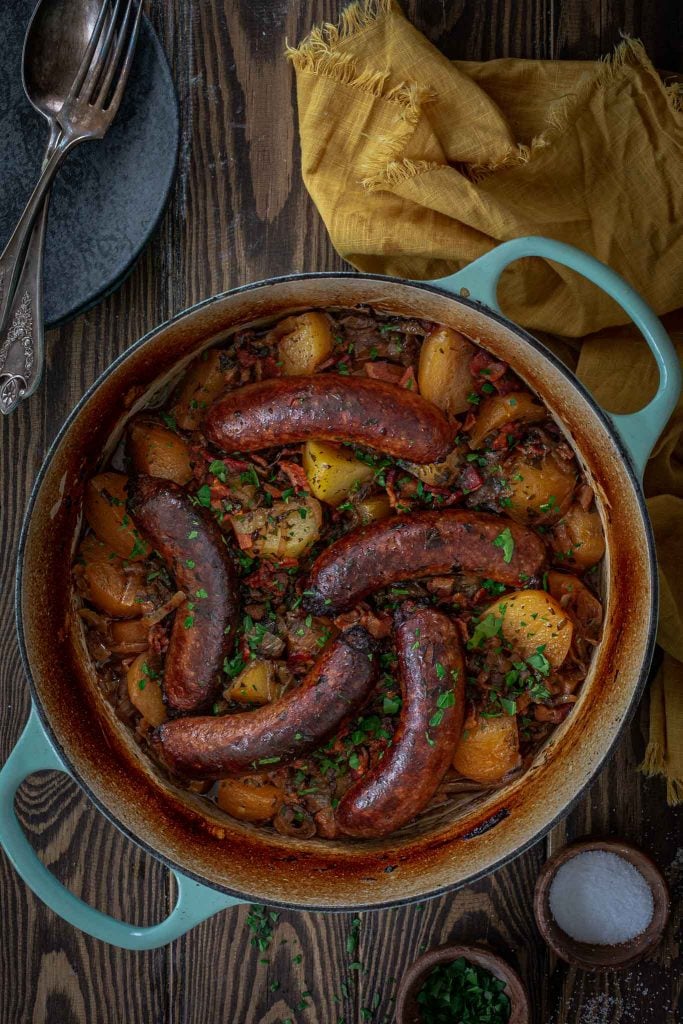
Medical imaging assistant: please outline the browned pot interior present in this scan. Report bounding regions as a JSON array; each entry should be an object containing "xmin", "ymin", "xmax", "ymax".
[{"xmin": 18, "ymin": 275, "xmax": 656, "ymax": 909}]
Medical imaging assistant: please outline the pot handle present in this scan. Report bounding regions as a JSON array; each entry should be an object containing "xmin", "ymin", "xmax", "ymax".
[
  {"xmin": 0, "ymin": 706, "xmax": 243, "ymax": 950},
  {"xmin": 430, "ymin": 236, "xmax": 681, "ymax": 478}
]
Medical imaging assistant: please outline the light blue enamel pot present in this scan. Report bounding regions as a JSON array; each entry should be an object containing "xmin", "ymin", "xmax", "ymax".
[{"xmin": 1, "ymin": 237, "xmax": 679, "ymax": 949}]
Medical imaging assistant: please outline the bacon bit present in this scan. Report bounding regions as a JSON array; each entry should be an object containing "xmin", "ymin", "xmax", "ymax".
[
  {"xmin": 236, "ymin": 347, "xmax": 259, "ymax": 367},
  {"xmin": 460, "ymin": 464, "xmax": 483, "ymax": 492},
  {"xmin": 263, "ymin": 482, "xmax": 283, "ymax": 499},
  {"xmin": 364, "ymin": 360, "xmax": 404, "ymax": 384},
  {"xmin": 334, "ymin": 610, "xmax": 361, "ymax": 630},
  {"xmin": 470, "ymin": 351, "xmax": 508, "ymax": 381},
  {"xmin": 244, "ymin": 562, "xmax": 291, "ymax": 594},
  {"xmin": 385, "ymin": 480, "xmax": 401, "ymax": 509},
  {"xmin": 399, "ymin": 365, "xmax": 418, "ymax": 390},
  {"xmin": 231, "ymin": 526, "xmax": 254, "ymax": 550},
  {"xmin": 358, "ymin": 608, "xmax": 392, "ymax": 639},
  {"xmin": 149, "ymin": 624, "xmax": 169, "ymax": 655},
  {"xmin": 316, "ymin": 355, "xmax": 336, "ymax": 372},
  {"xmin": 287, "ymin": 651, "xmax": 315, "ymax": 675},
  {"xmin": 462, "ymin": 410, "xmax": 477, "ymax": 434},
  {"xmin": 211, "ymin": 455, "xmax": 252, "ymax": 473},
  {"xmin": 260, "ymin": 356, "xmax": 281, "ymax": 380},
  {"xmin": 278, "ymin": 460, "xmax": 310, "ymax": 493},
  {"xmin": 576, "ymin": 484, "xmax": 594, "ymax": 510},
  {"xmin": 426, "ymin": 576, "xmax": 456, "ymax": 598}
]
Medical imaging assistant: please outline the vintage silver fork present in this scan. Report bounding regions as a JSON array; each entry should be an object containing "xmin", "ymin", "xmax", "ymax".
[{"xmin": 0, "ymin": 0, "xmax": 143, "ymax": 414}]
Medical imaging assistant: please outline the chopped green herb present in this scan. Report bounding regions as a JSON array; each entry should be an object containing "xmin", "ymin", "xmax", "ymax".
[{"xmin": 493, "ymin": 526, "xmax": 514, "ymax": 564}]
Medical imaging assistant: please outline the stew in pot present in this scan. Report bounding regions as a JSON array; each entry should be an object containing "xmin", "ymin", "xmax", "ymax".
[{"xmin": 72, "ymin": 308, "xmax": 605, "ymax": 840}]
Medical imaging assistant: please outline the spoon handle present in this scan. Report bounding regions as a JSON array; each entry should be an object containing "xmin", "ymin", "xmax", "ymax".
[
  {"xmin": 0, "ymin": 136, "xmax": 71, "ymax": 338},
  {"xmin": 0, "ymin": 127, "xmax": 62, "ymax": 414}
]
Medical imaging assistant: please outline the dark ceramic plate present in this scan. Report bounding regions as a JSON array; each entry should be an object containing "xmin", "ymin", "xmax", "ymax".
[{"xmin": 0, "ymin": 2, "xmax": 179, "ymax": 328}]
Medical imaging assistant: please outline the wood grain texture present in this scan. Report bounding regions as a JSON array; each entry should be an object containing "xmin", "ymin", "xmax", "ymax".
[{"xmin": 0, "ymin": 2, "xmax": 680, "ymax": 1022}]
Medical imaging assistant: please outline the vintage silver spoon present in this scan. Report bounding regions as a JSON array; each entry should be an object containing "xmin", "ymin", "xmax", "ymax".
[
  {"xmin": 0, "ymin": 0, "xmax": 101, "ymax": 413},
  {"xmin": 0, "ymin": 0, "xmax": 142, "ymax": 415}
]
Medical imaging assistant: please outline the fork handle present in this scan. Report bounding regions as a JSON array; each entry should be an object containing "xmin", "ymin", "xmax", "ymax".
[{"xmin": 0, "ymin": 135, "xmax": 73, "ymax": 337}]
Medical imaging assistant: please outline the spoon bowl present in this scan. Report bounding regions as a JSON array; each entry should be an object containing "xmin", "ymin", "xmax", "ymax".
[{"xmin": 22, "ymin": 0, "xmax": 102, "ymax": 126}]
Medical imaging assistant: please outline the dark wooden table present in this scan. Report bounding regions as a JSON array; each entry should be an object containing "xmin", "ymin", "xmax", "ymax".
[{"xmin": 1, "ymin": 3, "xmax": 681, "ymax": 1022}]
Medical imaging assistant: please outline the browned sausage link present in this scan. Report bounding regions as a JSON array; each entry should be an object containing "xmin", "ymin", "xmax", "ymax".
[
  {"xmin": 127, "ymin": 475, "xmax": 240, "ymax": 713},
  {"xmin": 205, "ymin": 374, "xmax": 454, "ymax": 464},
  {"xmin": 304, "ymin": 510, "xmax": 547, "ymax": 615},
  {"xmin": 337, "ymin": 606, "xmax": 465, "ymax": 838},
  {"xmin": 154, "ymin": 626, "xmax": 377, "ymax": 779}
]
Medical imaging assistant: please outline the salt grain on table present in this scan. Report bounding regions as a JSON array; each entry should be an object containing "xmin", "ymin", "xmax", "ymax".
[{"xmin": 549, "ymin": 850, "xmax": 654, "ymax": 944}]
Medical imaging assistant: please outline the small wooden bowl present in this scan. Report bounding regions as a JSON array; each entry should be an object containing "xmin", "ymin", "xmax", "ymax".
[
  {"xmin": 395, "ymin": 944, "xmax": 530, "ymax": 1024},
  {"xmin": 534, "ymin": 839, "xmax": 670, "ymax": 971}
]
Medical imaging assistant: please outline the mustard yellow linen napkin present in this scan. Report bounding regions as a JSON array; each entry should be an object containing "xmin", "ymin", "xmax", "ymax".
[{"xmin": 287, "ymin": 0, "xmax": 683, "ymax": 801}]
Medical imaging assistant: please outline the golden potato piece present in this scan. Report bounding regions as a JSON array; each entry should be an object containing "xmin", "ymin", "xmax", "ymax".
[
  {"xmin": 303, "ymin": 440, "xmax": 374, "ymax": 506},
  {"xmin": 401, "ymin": 446, "xmax": 461, "ymax": 487},
  {"xmin": 127, "ymin": 418, "xmax": 194, "ymax": 485},
  {"xmin": 505, "ymin": 454, "xmax": 576, "ymax": 524},
  {"xmin": 77, "ymin": 535, "xmax": 148, "ymax": 617},
  {"xmin": 453, "ymin": 713, "xmax": 520, "ymax": 785},
  {"xmin": 171, "ymin": 349, "xmax": 226, "ymax": 430},
  {"xmin": 486, "ymin": 589, "xmax": 573, "ymax": 668},
  {"xmin": 230, "ymin": 495, "xmax": 322, "ymax": 559},
  {"xmin": 126, "ymin": 654, "xmax": 167, "ymax": 726},
  {"xmin": 468, "ymin": 391, "xmax": 546, "ymax": 449},
  {"xmin": 354, "ymin": 494, "xmax": 391, "ymax": 525},
  {"xmin": 551, "ymin": 503, "xmax": 605, "ymax": 569},
  {"xmin": 418, "ymin": 326, "xmax": 475, "ymax": 415},
  {"xmin": 83, "ymin": 473, "xmax": 149, "ymax": 561},
  {"xmin": 216, "ymin": 777, "xmax": 284, "ymax": 822},
  {"xmin": 225, "ymin": 658, "xmax": 279, "ymax": 705},
  {"xmin": 275, "ymin": 312, "xmax": 333, "ymax": 376}
]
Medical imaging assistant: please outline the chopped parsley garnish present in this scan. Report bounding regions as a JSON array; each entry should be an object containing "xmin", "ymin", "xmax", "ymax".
[
  {"xmin": 416, "ymin": 956, "xmax": 510, "ymax": 1023},
  {"xmin": 493, "ymin": 526, "xmax": 514, "ymax": 564}
]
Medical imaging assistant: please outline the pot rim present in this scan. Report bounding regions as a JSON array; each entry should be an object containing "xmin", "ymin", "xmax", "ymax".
[{"xmin": 14, "ymin": 271, "xmax": 659, "ymax": 910}]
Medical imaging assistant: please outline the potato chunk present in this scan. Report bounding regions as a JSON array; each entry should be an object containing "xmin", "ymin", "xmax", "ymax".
[
  {"xmin": 170, "ymin": 349, "xmax": 226, "ymax": 430},
  {"xmin": 127, "ymin": 418, "xmax": 193, "ymax": 485},
  {"xmin": 453, "ymin": 713, "xmax": 520, "ymax": 785},
  {"xmin": 303, "ymin": 440, "xmax": 374, "ymax": 505},
  {"xmin": 83, "ymin": 472, "xmax": 149, "ymax": 560},
  {"xmin": 505, "ymin": 453, "xmax": 576, "ymax": 524},
  {"xmin": 274, "ymin": 312, "xmax": 333, "ymax": 376},
  {"xmin": 225, "ymin": 658, "xmax": 279, "ymax": 706},
  {"xmin": 230, "ymin": 495, "xmax": 322, "ymax": 559},
  {"xmin": 126, "ymin": 654, "xmax": 167, "ymax": 726},
  {"xmin": 551, "ymin": 503, "xmax": 605, "ymax": 568},
  {"xmin": 216, "ymin": 777, "xmax": 284, "ymax": 822},
  {"xmin": 485, "ymin": 589, "xmax": 573, "ymax": 668},
  {"xmin": 468, "ymin": 392, "xmax": 546, "ymax": 449},
  {"xmin": 354, "ymin": 494, "xmax": 391, "ymax": 525},
  {"xmin": 417, "ymin": 326, "xmax": 475, "ymax": 414},
  {"xmin": 77, "ymin": 535, "xmax": 148, "ymax": 618}
]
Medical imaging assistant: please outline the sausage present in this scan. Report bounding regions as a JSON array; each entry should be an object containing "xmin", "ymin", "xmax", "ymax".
[
  {"xmin": 337, "ymin": 606, "xmax": 465, "ymax": 838},
  {"xmin": 304, "ymin": 510, "xmax": 547, "ymax": 615},
  {"xmin": 205, "ymin": 374, "xmax": 454, "ymax": 464},
  {"xmin": 154, "ymin": 626, "xmax": 376, "ymax": 779},
  {"xmin": 127, "ymin": 475, "xmax": 240, "ymax": 713}
]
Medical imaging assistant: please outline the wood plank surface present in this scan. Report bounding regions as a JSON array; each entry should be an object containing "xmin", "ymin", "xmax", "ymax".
[{"xmin": 1, "ymin": 2, "xmax": 680, "ymax": 1022}]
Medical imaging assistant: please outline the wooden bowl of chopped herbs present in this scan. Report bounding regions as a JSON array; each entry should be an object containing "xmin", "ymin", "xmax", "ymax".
[{"xmin": 395, "ymin": 944, "xmax": 529, "ymax": 1024}]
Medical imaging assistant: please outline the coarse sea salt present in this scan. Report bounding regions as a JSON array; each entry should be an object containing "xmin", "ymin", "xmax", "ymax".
[{"xmin": 548, "ymin": 850, "xmax": 654, "ymax": 945}]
